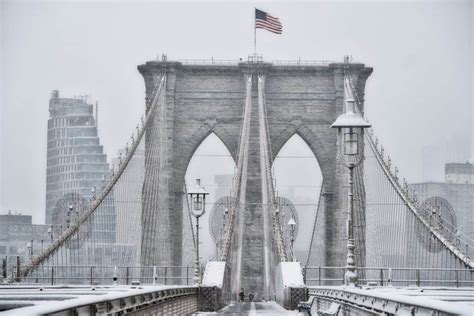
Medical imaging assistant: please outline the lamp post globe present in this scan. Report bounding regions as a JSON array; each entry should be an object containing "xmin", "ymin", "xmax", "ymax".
[
  {"xmin": 331, "ymin": 99, "xmax": 371, "ymax": 287},
  {"xmin": 187, "ymin": 179, "xmax": 209, "ymax": 285}
]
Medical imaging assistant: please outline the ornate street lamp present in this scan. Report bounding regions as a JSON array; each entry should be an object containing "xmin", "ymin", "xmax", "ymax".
[
  {"xmin": 188, "ymin": 179, "xmax": 209, "ymax": 285},
  {"xmin": 331, "ymin": 99, "xmax": 371, "ymax": 287},
  {"xmin": 288, "ymin": 217, "xmax": 297, "ymax": 261}
]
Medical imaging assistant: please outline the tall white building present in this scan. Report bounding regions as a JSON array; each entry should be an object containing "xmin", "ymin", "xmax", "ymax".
[{"xmin": 45, "ymin": 90, "xmax": 115, "ymax": 244}]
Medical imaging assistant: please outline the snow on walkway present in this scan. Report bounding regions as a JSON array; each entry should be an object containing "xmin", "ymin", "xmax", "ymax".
[{"xmin": 195, "ymin": 301, "xmax": 302, "ymax": 315}]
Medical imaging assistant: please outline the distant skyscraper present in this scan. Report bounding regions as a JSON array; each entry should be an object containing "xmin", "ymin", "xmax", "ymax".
[
  {"xmin": 45, "ymin": 91, "xmax": 114, "ymax": 242},
  {"xmin": 421, "ymin": 136, "xmax": 471, "ymax": 182},
  {"xmin": 213, "ymin": 174, "xmax": 233, "ymax": 199}
]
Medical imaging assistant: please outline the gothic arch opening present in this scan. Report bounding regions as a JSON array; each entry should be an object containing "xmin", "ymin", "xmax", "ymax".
[
  {"xmin": 272, "ymin": 134, "xmax": 323, "ymax": 261},
  {"xmin": 184, "ymin": 132, "xmax": 236, "ymax": 264}
]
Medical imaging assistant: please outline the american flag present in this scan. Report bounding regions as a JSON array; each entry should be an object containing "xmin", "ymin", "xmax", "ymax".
[{"xmin": 255, "ymin": 9, "xmax": 282, "ymax": 34}]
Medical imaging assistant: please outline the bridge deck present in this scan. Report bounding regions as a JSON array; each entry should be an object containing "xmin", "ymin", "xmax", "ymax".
[{"xmin": 196, "ymin": 301, "xmax": 301, "ymax": 315}]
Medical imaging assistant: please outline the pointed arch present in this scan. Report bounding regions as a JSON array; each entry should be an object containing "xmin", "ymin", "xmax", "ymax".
[
  {"xmin": 271, "ymin": 124, "xmax": 336, "ymax": 183},
  {"xmin": 184, "ymin": 131, "xmax": 236, "ymax": 263},
  {"xmin": 272, "ymin": 133, "xmax": 323, "ymax": 258},
  {"xmin": 182, "ymin": 124, "xmax": 237, "ymax": 175}
]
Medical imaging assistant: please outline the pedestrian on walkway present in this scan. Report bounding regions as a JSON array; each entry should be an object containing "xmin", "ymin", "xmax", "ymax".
[
  {"xmin": 239, "ymin": 288, "xmax": 245, "ymax": 302},
  {"xmin": 248, "ymin": 292, "xmax": 254, "ymax": 302}
]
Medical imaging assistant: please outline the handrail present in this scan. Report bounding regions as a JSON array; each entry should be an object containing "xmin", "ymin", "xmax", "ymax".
[
  {"xmin": 9, "ymin": 286, "xmax": 198, "ymax": 316},
  {"xmin": 308, "ymin": 286, "xmax": 471, "ymax": 315},
  {"xmin": 304, "ymin": 265, "xmax": 474, "ymax": 271},
  {"xmin": 178, "ymin": 59, "xmax": 239, "ymax": 65},
  {"xmin": 175, "ymin": 59, "xmax": 336, "ymax": 66},
  {"xmin": 271, "ymin": 60, "xmax": 333, "ymax": 66}
]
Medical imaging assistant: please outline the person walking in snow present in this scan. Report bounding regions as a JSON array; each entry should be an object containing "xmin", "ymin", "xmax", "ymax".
[{"xmin": 239, "ymin": 288, "xmax": 245, "ymax": 302}]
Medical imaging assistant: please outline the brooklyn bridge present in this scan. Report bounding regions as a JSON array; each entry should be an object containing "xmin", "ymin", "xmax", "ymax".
[{"xmin": 1, "ymin": 56, "xmax": 472, "ymax": 315}]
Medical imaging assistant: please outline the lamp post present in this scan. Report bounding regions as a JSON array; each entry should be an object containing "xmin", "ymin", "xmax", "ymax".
[
  {"xmin": 331, "ymin": 99, "xmax": 371, "ymax": 287},
  {"xmin": 188, "ymin": 179, "xmax": 209, "ymax": 285},
  {"xmin": 288, "ymin": 217, "xmax": 297, "ymax": 261}
]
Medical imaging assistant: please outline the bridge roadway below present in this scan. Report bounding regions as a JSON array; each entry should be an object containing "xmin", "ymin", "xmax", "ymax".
[
  {"xmin": 196, "ymin": 301, "xmax": 300, "ymax": 315},
  {"xmin": 0, "ymin": 284, "xmax": 472, "ymax": 315}
]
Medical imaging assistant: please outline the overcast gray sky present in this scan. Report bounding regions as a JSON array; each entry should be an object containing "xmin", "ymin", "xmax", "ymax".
[{"xmin": 1, "ymin": 0, "xmax": 473, "ymax": 229}]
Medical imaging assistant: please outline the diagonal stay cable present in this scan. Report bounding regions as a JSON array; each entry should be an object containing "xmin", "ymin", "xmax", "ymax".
[
  {"xmin": 346, "ymin": 75, "xmax": 474, "ymax": 269},
  {"xmin": 11, "ymin": 74, "xmax": 167, "ymax": 281}
]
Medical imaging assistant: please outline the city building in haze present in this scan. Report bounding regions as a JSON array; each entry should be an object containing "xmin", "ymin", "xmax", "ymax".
[
  {"xmin": 410, "ymin": 162, "xmax": 474, "ymax": 247},
  {"xmin": 421, "ymin": 137, "xmax": 471, "ymax": 182},
  {"xmin": 213, "ymin": 174, "xmax": 233, "ymax": 199},
  {"xmin": 0, "ymin": 211, "xmax": 50, "ymax": 265},
  {"xmin": 445, "ymin": 162, "xmax": 474, "ymax": 184},
  {"xmin": 45, "ymin": 90, "xmax": 115, "ymax": 245}
]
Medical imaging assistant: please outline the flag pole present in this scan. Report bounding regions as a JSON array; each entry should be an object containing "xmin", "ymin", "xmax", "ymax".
[{"xmin": 254, "ymin": 8, "xmax": 257, "ymax": 55}]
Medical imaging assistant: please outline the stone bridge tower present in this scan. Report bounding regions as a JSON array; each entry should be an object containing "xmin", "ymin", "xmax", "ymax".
[{"xmin": 137, "ymin": 59, "xmax": 372, "ymax": 293}]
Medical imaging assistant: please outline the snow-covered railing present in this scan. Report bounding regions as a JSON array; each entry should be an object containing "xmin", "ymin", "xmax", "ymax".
[
  {"xmin": 0, "ymin": 285, "xmax": 198, "ymax": 316},
  {"xmin": 308, "ymin": 286, "xmax": 472, "ymax": 315},
  {"xmin": 10, "ymin": 265, "xmax": 199, "ymax": 286},
  {"xmin": 303, "ymin": 266, "xmax": 474, "ymax": 287}
]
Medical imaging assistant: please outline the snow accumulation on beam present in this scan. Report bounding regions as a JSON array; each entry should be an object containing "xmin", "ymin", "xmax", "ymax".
[
  {"xmin": 0, "ymin": 285, "xmax": 196, "ymax": 315},
  {"xmin": 308, "ymin": 285, "xmax": 474, "ymax": 315}
]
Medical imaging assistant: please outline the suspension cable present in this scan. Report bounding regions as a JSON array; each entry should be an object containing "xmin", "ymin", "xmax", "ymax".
[{"xmin": 11, "ymin": 73, "xmax": 167, "ymax": 281}]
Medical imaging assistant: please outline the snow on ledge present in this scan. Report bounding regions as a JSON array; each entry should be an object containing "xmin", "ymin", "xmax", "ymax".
[
  {"xmin": 278, "ymin": 262, "xmax": 305, "ymax": 288},
  {"xmin": 202, "ymin": 261, "xmax": 226, "ymax": 288},
  {"xmin": 308, "ymin": 286, "xmax": 473, "ymax": 315},
  {"xmin": 0, "ymin": 285, "xmax": 195, "ymax": 316}
]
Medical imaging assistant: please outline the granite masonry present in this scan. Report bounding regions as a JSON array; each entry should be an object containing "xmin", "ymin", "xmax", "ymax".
[{"xmin": 137, "ymin": 59, "xmax": 372, "ymax": 294}]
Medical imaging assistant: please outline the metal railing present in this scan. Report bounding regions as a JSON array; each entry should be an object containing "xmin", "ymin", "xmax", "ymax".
[
  {"xmin": 5, "ymin": 286, "xmax": 199, "ymax": 316},
  {"xmin": 176, "ymin": 58, "xmax": 336, "ymax": 66},
  {"xmin": 271, "ymin": 59, "xmax": 333, "ymax": 66},
  {"xmin": 178, "ymin": 59, "xmax": 239, "ymax": 65},
  {"xmin": 303, "ymin": 266, "xmax": 474, "ymax": 287},
  {"xmin": 8, "ymin": 265, "xmax": 203, "ymax": 286},
  {"xmin": 308, "ymin": 287, "xmax": 471, "ymax": 315}
]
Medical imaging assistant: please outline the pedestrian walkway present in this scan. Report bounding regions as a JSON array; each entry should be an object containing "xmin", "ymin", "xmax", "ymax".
[{"xmin": 195, "ymin": 301, "xmax": 301, "ymax": 315}]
